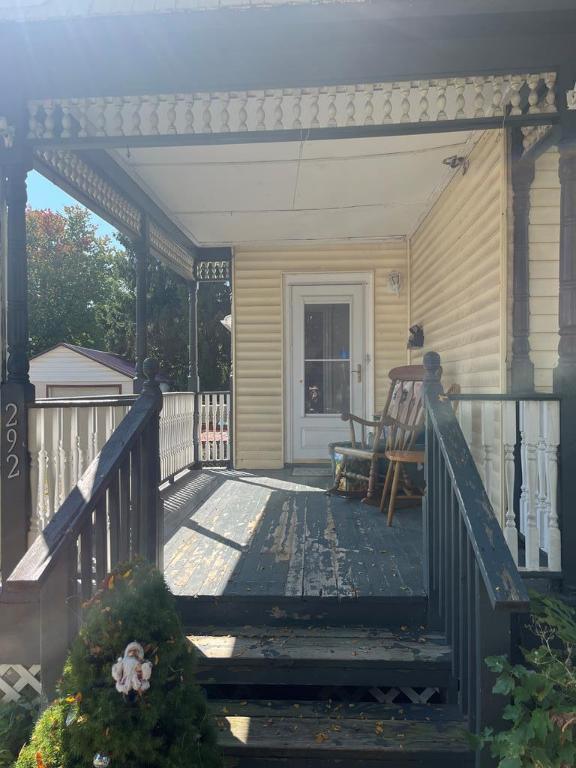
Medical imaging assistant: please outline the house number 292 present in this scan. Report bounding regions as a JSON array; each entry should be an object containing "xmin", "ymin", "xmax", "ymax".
[{"xmin": 5, "ymin": 403, "xmax": 20, "ymax": 479}]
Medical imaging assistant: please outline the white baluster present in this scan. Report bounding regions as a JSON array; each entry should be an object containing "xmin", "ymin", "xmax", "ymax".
[
  {"xmin": 382, "ymin": 85, "xmax": 393, "ymax": 123},
  {"xmin": 327, "ymin": 90, "xmax": 337, "ymax": 127},
  {"xmin": 345, "ymin": 87, "xmax": 356, "ymax": 126},
  {"xmin": 167, "ymin": 96, "xmax": 178, "ymax": 134},
  {"xmin": 274, "ymin": 93, "xmax": 284, "ymax": 130},
  {"xmin": 236, "ymin": 93, "xmax": 248, "ymax": 132},
  {"xmin": 77, "ymin": 99, "xmax": 89, "ymax": 138},
  {"xmin": 480, "ymin": 401, "xmax": 495, "ymax": 508},
  {"xmin": 256, "ymin": 96, "xmax": 266, "ymax": 130},
  {"xmin": 61, "ymin": 101, "xmax": 73, "ymax": 138},
  {"xmin": 490, "ymin": 76, "xmax": 504, "ymax": 117},
  {"xmin": 509, "ymin": 76, "xmax": 523, "ymax": 115},
  {"xmin": 184, "ymin": 97, "xmax": 195, "ymax": 133},
  {"xmin": 435, "ymin": 80, "xmax": 447, "ymax": 120},
  {"xmin": 220, "ymin": 93, "xmax": 230, "ymax": 132},
  {"xmin": 28, "ymin": 409, "xmax": 40, "ymax": 545},
  {"xmin": 503, "ymin": 402, "xmax": 519, "ymax": 564},
  {"xmin": 94, "ymin": 97, "xmax": 107, "ymax": 136},
  {"xmin": 43, "ymin": 101, "xmax": 56, "ymax": 138},
  {"xmin": 149, "ymin": 96, "xmax": 160, "ymax": 134},
  {"xmin": 454, "ymin": 79, "xmax": 466, "ymax": 119},
  {"xmin": 520, "ymin": 401, "xmax": 541, "ymax": 570},
  {"xmin": 113, "ymin": 96, "xmax": 125, "ymax": 135},
  {"xmin": 310, "ymin": 92, "xmax": 320, "ymax": 128},
  {"xmin": 418, "ymin": 82, "xmax": 430, "ymax": 121},
  {"xmin": 536, "ymin": 410, "xmax": 548, "ymax": 552},
  {"xmin": 543, "ymin": 401, "xmax": 561, "ymax": 571},
  {"xmin": 473, "ymin": 76, "xmax": 485, "ymax": 117},
  {"xmin": 527, "ymin": 74, "xmax": 541, "ymax": 114},
  {"xmin": 292, "ymin": 91, "xmax": 302, "ymax": 129},
  {"xmin": 364, "ymin": 85, "xmax": 374, "ymax": 125},
  {"xmin": 130, "ymin": 96, "xmax": 142, "ymax": 135},
  {"xmin": 400, "ymin": 86, "xmax": 411, "ymax": 122},
  {"xmin": 544, "ymin": 72, "xmax": 557, "ymax": 113}
]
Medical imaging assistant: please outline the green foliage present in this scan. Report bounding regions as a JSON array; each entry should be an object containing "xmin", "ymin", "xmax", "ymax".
[
  {"xmin": 0, "ymin": 701, "xmax": 38, "ymax": 767},
  {"xmin": 27, "ymin": 206, "xmax": 231, "ymax": 391},
  {"xmin": 481, "ymin": 595, "xmax": 576, "ymax": 768},
  {"xmin": 98, "ymin": 237, "xmax": 231, "ymax": 391},
  {"xmin": 28, "ymin": 207, "xmax": 119, "ymax": 355},
  {"xmin": 16, "ymin": 560, "xmax": 222, "ymax": 768}
]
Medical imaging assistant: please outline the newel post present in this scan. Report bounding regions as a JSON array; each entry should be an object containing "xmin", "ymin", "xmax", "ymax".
[
  {"xmin": 510, "ymin": 132, "xmax": 536, "ymax": 393},
  {"xmin": 422, "ymin": 351, "xmax": 443, "ymax": 630},
  {"xmin": 0, "ymin": 160, "xmax": 35, "ymax": 579},
  {"xmin": 141, "ymin": 358, "xmax": 163, "ymax": 569}
]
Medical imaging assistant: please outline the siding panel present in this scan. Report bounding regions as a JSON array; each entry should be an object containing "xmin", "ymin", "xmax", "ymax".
[
  {"xmin": 409, "ymin": 130, "xmax": 506, "ymax": 393},
  {"xmin": 528, "ymin": 146, "xmax": 560, "ymax": 392},
  {"xmin": 233, "ymin": 244, "xmax": 408, "ymax": 469}
]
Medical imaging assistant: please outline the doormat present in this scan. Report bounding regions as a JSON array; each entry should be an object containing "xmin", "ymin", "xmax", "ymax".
[{"xmin": 292, "ymin": 466, "xmax": 332, "ymax": 477}]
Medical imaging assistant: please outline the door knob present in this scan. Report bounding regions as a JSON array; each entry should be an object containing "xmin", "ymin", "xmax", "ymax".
[{"xmin": 352, "ymin": 364, "xmax": 362, "ymax": 384}]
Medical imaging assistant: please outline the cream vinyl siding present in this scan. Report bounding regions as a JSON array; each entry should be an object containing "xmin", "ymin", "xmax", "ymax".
[
  {"xmin": 408, "ymin": 130, "xmax": 507, "ymax": 393},
  {"xmin": 233, "ymin": 244, "xmax": 408, "ymax": 469},
  {"xmin": 528, "ymin": 146, "xmax": 560, "ymax": 393},
  {"xmin": 30, "ymin": 347, "xmax": 133, "ymax": 398},
  {"xmin": 408, "ymin": 130, "xmax": 507, "ymax": 522}
]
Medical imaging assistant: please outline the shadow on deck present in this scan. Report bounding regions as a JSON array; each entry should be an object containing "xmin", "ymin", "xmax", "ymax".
[{"xmin": 162, "ymin": 468, "xmax": 424, "ymax": 602}]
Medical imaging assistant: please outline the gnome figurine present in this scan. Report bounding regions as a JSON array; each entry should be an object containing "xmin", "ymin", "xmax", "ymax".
[{"xmin": 112, "ymin": 641, "xmax": 152, "ymax": 695}]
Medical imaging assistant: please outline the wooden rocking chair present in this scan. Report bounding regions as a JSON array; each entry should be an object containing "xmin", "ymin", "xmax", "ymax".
[{"xmin": 331, "ymin": 365, "xmax": 427, "ymax": 502}]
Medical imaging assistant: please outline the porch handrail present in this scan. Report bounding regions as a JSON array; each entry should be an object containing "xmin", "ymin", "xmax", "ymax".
[
  {"xmin": 422, "ymin": 352, "xmax": 529, "ymax": 750},
  {"xmin": 1, "ymin": 359, "xmax": 163, "ymax": 694}
]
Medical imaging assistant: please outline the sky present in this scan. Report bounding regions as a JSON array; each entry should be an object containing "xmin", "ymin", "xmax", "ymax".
[{"xmin": 27, "ymin": 170, "xmax": 117, "ymax": 238}]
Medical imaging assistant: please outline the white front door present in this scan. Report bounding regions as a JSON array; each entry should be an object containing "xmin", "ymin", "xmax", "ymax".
[{"xmin": 288, "ymin": 282, "xmax": 368, "ymax": 462}]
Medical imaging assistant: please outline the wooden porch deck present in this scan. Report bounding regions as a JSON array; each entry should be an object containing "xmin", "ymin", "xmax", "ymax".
[{"xmin": 162, "ymin": 469, "xmax": 424, "ymax": 600}]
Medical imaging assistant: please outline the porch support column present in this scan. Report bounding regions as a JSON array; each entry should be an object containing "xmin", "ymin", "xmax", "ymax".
[
  {"xmin": 0, "ymin": 160, "xmax": 35, "ymax": 579},
  {"xmin": 188, "ymin": 279, "xmax": 201, "ymax": 467},
  {"xmin": 187, "ymin": 279, "xmax": 200, "ymax": 392},
  {"xmin": 133, "ymin": 216, "xmax": 149, "ymax": 394},
  {"xmin": 510, "ymin": 133, "xmax": 536, "ymax": 393},
  {"xmin": 554, "ymin": 132, "xmax": 576, "ymax": 590}
]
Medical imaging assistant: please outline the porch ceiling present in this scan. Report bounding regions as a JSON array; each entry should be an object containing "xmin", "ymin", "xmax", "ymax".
[{"xmin": 111, "ymin": 131, "xmax": 479, "ymax": 247}]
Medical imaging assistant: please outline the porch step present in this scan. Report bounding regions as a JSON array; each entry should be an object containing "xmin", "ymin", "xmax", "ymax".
[
  {"xmin": 176, "ymin": 594, "xmax": 428, "ymax": 629},
  {"xmin": 212, "ymin": 699, "xmax": 473, "ymax": 767},
  {"xmin": 188, "ymin": 625, "xmax": 451, "ymax": 689}
]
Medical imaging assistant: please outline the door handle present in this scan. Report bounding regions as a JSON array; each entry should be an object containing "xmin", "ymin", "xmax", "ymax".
[{"xmin": 352, "ymin": 364, "xmax": 362, "ymax": 384}]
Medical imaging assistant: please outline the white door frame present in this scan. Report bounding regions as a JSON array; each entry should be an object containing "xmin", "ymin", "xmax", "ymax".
[{"xmin": 283, "ymin": 272, "xmax": 374, "ymax": 464}]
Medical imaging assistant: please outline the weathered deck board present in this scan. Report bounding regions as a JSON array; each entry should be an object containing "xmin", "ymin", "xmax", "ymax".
[
  {"xmin": 214, "ymin": 706, "xmax": 471, "ymax": 760},
  {"xmin": 163, "ymin": 469, "xmax": 424, "ymax": 599}
]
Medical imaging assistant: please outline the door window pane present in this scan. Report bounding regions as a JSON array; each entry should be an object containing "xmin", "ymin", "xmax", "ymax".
[
  {"xmin": 304, "ymin": 304, "xmax": 350, "ymax": 360},
  {"xmin": 305, "ymin": 361, "xmax": 350, "ymax": 414},
  {"xmin": 303, "ymin": 302, "xmax": 351, "ymax": 415}
]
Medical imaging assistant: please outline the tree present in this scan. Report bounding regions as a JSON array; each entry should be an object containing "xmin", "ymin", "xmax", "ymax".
[
  {"xmin": 16, "ymin": 559, "xmax": 222, "ymax": 768},
  {"xmin": 101, "ymin": 239, "xmax": 231, "ymax": 391},
  {"xmin": 27, "ymin": 207, "xmax": 119, "ymax": 356}
]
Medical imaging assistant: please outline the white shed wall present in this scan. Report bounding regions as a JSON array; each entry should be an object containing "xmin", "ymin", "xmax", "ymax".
[{"xmin": 30, "ymin": 347, "xmax": 133, "ymax": 397}]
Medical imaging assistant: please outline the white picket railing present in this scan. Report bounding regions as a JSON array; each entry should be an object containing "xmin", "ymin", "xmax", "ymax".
[
  {"xmin": 28, "ymin": 396, "xmax": 135, "ymax": 543},
  {"xmin": 28, "ymin": 391, "xmax": 231, "ymax": 540},
  {"xmin": 159, "ymin": 392, "xmax": 196, "ymax": 482},
  {"xmin": 454, "ymin": 395, "xmax": 561, "ymax": 573},
  {"xmin": 199, "ymin": 392, "xmax": 230, "ymax": 463}
]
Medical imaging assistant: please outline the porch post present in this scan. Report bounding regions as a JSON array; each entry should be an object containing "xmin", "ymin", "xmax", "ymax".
[
  {"xmin": 187, "ymin": 279, "xmax": 200, "ymax": 392},
  {"xmin": 0, "ymin": 160, "xmax": 35, "ymax": 579},
  {"xmin": 188, "ymin": 279, "xmax": 201, "ymax": 466},
  {"xmin": 133, "ymin": 215, "xmax": 149, "ymax": 393},
  {"xmin": 510, "ymin": 132, "xmax": 536, "ymax": 393},
  {"xmin": 554, "ymin": 131, "xmax": 576, "ymax": 590}
]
